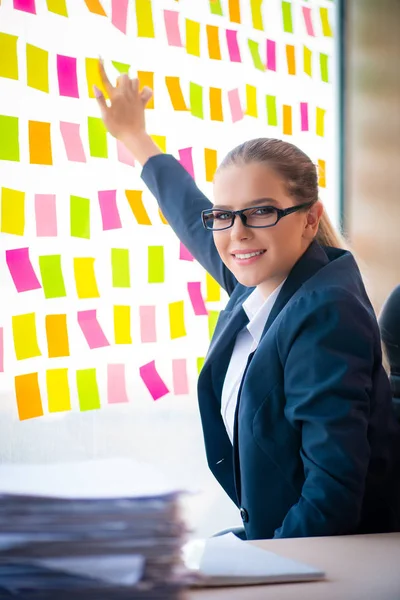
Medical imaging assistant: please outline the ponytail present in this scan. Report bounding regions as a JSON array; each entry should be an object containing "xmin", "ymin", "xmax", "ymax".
[{"xmin": 316, "ymin": 207, "xmax": 348, "ymax": 250}]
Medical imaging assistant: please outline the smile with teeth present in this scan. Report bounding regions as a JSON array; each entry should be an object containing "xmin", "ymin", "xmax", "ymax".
[{"xmin": 233, "ymin": 250, "xmax": 266, "ymax": 259}]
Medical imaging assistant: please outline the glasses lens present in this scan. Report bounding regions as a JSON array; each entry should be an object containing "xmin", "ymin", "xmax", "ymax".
[
  {"xmin": 243, "ymin": 206, "xmax": 278, "ymax": 227},
  {"xmin": 204, "ymin": 210, "xmax": 233, "ymax": 230}
]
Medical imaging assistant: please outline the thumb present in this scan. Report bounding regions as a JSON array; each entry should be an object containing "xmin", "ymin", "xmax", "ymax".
[
  {"xmin": 140, "ymin": 86, "xmax": 153, "ymax": 107},
  {"xmin": 93, "ymin": 85, "xmax": 107, "ymax": 118}
]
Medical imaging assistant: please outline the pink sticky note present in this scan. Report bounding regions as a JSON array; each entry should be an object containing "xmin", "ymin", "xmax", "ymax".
[
  {"xmin": 164, "ymin": 10, "xmax": 182, "ymax": 47},
  {"xmin": 300, "ymin": 102, "xmax": 309, "ymax": 131},
  {"xmin": 228, "ymin": 89, "xmax": 244, "ymax": 123},
  {"xmin": 226, "ymin": 29, "xmax": 241, "ymax": 62},
  {"xmin": 6, "ymin": 248, "xmax": 42, "ymax": 293},
  {"xmin": 180, "ymin": 242, "xmax": 194, "ymax": 262},
  {"xmin": 140, "ymin": 306, "xmax": 157, "ymax": 343},
  {"xmin": 35, "ymin": 194, "xmax": 57, "ymax": 237},
  {"xmin": 187, "ymin": 282, "xmax": 208, "ymax": 315},
  {"xmin": 140, "ymin": 360, "xmax": 169, "ymax": 401},
  {"xmin": 107, "ymin": 364, "xmax": 129, "ymax": 403},
  {"xmin": 78, "ymin": 310, "xmax": 110, "ymax": 349},
  {"xmin": 117, "ymin": 140, "xmax": 135, "ymax": 166},
  {"xmin": 14, "ymin": 0, "xmax": 36, "ymax": 14},
  {"xmin": 111, "ymin": 0, "xmax": 129, "ymax": 34},
  {"xmin": 302, "ymin": 7, "xmax": 315, "ymax": 36},
  {"xmin": 178, "ymin": 147, "xmax": 195, "ymax": 179},
  {"xmin": 0, "ymin": 328, "xmax": 3, "ymax": 373},
  {"xmin": 172, "ymin": 359, "xmax": 189, "ymax": 395},
  {"xmin": 266, "ymin": 39, "xmax": 277, "ymax": 71},
  {"xmin": 98, "ymin": 190, "xmax": 122, "ymax": 230},
  {"xmin": 60, "ymin": 122, "xmax": 86, "ymax": 162},
  {"xmin": 57, "ymin": 55, "xmax": 79, "ymax": 98}
]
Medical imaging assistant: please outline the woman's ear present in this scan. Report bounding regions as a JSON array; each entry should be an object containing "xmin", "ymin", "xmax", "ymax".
[{"xmin": 303, "ymin": 200, "xmax": 323, "ymax": 240}]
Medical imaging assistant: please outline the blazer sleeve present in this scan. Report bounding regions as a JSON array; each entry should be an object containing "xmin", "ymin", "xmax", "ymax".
[
  {"xmin": 274, "ymin": 291, "xmax": 374, "ymax": 538},
  {"xmin": 141, "ymin": 153, "xmax": 237, "ymax": 296}
]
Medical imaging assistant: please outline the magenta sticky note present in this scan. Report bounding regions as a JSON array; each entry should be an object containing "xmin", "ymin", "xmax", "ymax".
[
  {"xmin": 180, "ymin": 242, "xmax": 194, "ymax": 262},
  {"xmin": 117, "ymin": 140, "xmax": 135, "ymax": 166},
  {"xmin": 172, "ymin": 359, "xmax": 189, "ymax": 395},
  {"xmin": 98, "ymin": 190, "xmax": 122, "ymax": 231},
  {"xmin": 300, "ymin": 102, "xmax": 309, "ymax": 131},
  {"xmin": 164, "ymin": 10, "xmax": 183, "ymax": 47},
  {"xmin": 107, "ymin": 364, "xmax": 129, "ymax": 403},
  {"xmin": 140, "ymin": 360, "xmax": 169, "ymax": 401},
  {"xmin": 139, "ymin": 306, "xmax": 157, "ymax": 343},
  {"xmin": 0, "ymin": 328, "xmax": 3, "ymax": 373},
  {"xmin": 226, "ymin": 29, "xmax": 241, "ymax": 62},
  {"xmin": 57, "ymin": 55, "xmax": 79, "ymax": 98},
  {"xmin": 78, "ymin": 310, "xmax": 110, "ymax": 349},
  {"xmin": 35, "ymin": 194, "xmax": 57, "ymax": 237},
  {"xmin": 60, "ymin": 122, "xmax": 86, "ymax": 162},
  {"xmin": 187, "ymin": 282, "xmax": 208, "ymax": 316},
  {"xmin": 178, "ymin": 147, "xmax": 195, "ymax": 179},
  {"xmin": 6, "ymin": 248, "xmax": 42, "ymax": 293},
  {"xmin": 302, "ymin": 7, "xmax": 315, "ymax": 36},
  {"xmin": 266, "ymin": 39, "xmax": 277, "ymax": 71},
  {"xmin": 14, "ymin": 0, "xmax": 36, "ymax": 14},
  {"xmin": 111, "ymin": 0, "xmax": 129, "ymax": 34},
  {"xmin": 228, "ymin": 89, "xmax": 244, "ymax": 123}
]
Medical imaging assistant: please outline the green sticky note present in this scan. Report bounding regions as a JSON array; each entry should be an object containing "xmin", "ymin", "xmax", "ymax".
[
  {"xmin": 111, "ymin": 248, "xmax": 131, "ymax": 288},
  {"xmin": 39, "ymin": 255, "xmax": 67, "ymax": 299},
  {"xmin": 77, "ymin": 369, "xmax": 101, "ymax": 411},
  {"xmin": 0, "ymin": 33, "xmax": 18, "ymax": 80},
  {"xmin": 197, "ymin": 357, "xmax": 205, "ymax": 374},
  {"xmin": 282, "ymin": 1, "xmax": 293, "ymax": 33},
  {"xmin": 112, "ymin": 61, "xmax": 130, "ymax": 74},
  {"xmin": 88, "ymin": 116, "xmax": 108, "ymax": 158},
  {"xmin": 26, "ymin": 44, "xmax": 49, "ymax": 93},
  {"xmin": 46, "ymin": 0, "xmax": 68, "ymax": 16},
  {"xmin": 266, "ymin": 95, "xmax": 278, "ymax": 126},
  {"xmin": 209, "ymin": 0, "xmax": 223, "ymax": 16},
  {"xmin": 70, "ymin": 195, "xmax": 90, "ymax": 239},
  {"xmin": 148, "ymin": 246, "xmax": 164, "ymax": 283},
  {"xmin": 190, "ymin": 82, "xmax": 204, "ymax": 119},
  {"xmin": 208, "ymin": 310, "xmax": 220, "ymax": 340},
  {"xmin": 248, "ymin": 39, "xmax": 265, "ymax": 71},
  {"xmin": 320, "ymin": 53, "xmax": 329, "ymax": 82},
  {"xmin": 0, "ymin": 115, "xmax": 20, "ymax": 162}
]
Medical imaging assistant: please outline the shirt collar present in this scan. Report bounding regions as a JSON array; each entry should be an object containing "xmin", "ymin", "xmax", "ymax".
[{"xmin": 243, "ymin": 279, "xmax": 286, "ymax": 344}]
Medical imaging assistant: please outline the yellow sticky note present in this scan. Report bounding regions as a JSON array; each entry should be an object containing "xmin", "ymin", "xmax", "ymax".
[
  {"xmin": 45, "ymin": 314, "xmax": 70, "ymax": 358},
  {"xmin": 114, "ymin": 305, "xmax": 132, "ymax": 344},
  {"xmin": 304, "ymin": 46, "xmax": 312, "ymax": 77},
  {"xmin": 73, "ymin": 257, "xmax": 100, "ymax": 299},
  {"xmin": 138, "ymin": 71, "xmax": 154, "ymax": 109},
  {"xmin": 204, "ymin": 148, "xmax": 218, "ymax": 182},
  {"xmin": 316, "ymin": 107, "xmax": 326, "ymax": 137},
  {"xmin": 47, "ymin": 368, "xmax": 71, "ymax": 413},
  {"xmin": 135, "ymin": 0, "xmax": 155, "ymax": 38},
  {"xmin": 206, "ymin": 25, "xmax": 221, "ymax": 60},
  {"xmin": 283, "ymin": 105, "xmax": 292, "ymax": 135},
  {"xmin": 286, "ymin": 44, "xmax": 296, "ymax": 75},
  {"xmin": 206, "ymin": 272, "xmax": 221, "ymax": 302},
  {"xmin": 169, "ymin": 301, "xmax": 186, "ymax": 339},
  {"xmin": 318, "ymin": 159, "xmax": 326, "ymax": 188},
  {"xmin": 125, "ymin": 190, "xmax": 152, "ymax": 225},
  {"xmin": 150, "ymin": 135, "xmax": 166, "ymax": 153},
  {"xmin": 186, "ymin": 19, "xmax": 201, "ymax": 57},
  {"xmin": 46, "ymin": 0, "xmax": 68, "ymax": 17},
  {"xmin": 165, "ymin": 76, "xmax": 188, "ymax": 111},
  {"xmin": 86, "ymin": 57, "xmax": 109, "ymax": 99},
  {"xmin": 209, "ymin": 88, "xmax": 223, "ymax": 121},
  {"xmin": 1, "ymin": 187, "xmax": 25, "ymax": 235},
  {"xmin": 26, "ymin": 44, "xmax": 49, "ymax": 92},
  {"xmin": 250, "ymin": 0, "xmax": 263, "ymax": 30},
  {"xmin": 12, "ymin": 313, "xmax": 41, "ymax": 360},
  {"xmin": 0, "ymin": 33, "xmax": 18, "ymax": 80},
  {"xmin": 246, "ymin": 84, "xmax": 257, "ymax": 118},
  {"xmin": 320, "ymin": 7, "xmax": 333, "ymax": 37}
]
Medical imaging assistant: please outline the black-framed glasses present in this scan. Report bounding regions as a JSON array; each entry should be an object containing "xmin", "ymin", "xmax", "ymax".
[{"xmin": 201, "ymin": 202, "xmax": 314, "ymax": 231}]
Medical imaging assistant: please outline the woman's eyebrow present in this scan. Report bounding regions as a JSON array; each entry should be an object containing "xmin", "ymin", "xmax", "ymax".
[{"xmin": 213, "ymin": 197, "xmax": 280, "ymax": 209}]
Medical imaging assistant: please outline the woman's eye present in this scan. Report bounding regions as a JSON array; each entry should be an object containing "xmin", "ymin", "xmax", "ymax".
[
  {"xmin": 215, "ymin": 212, "xmax": 231, "ymax": 220},
  {"xmin": 253, "ymin": 207, "xmax": 275, "ymax": 216}
]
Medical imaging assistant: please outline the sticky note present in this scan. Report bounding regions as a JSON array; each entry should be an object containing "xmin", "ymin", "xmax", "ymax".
[
  {"xmin": 208, "ymin": 310, "xmax": 220, "ymax": 340},
  {"xmin": 0, "ymin": 33, "xmax": 18, "ymax": 80},
  {"xmin": 39, "ymin": 255, "xmax": 67, "ymax": 298},
  {"xmin": 77, "ymin": 368, "xmax": 101, "ymax": 411},
  {"xmin": 246, "ymin": 85, "xmax": 258, "ymax": 118},
  {"xmin": 190, "ymin": 82, "xmax": 204, "ymax": 119},
  {"xmin": 35, "ymin": 194, "xmax": 57, "ymax": 236},
  {"xmin": 250, "ymin": 0, "xmax": 263, "ymax": 30},
  {"xmin": 140, "ymin": 361, "xmax": 169, "ymax": 401},
  {"xmin": 302, "ymin": 6, "xmax": 315, "ymax": 36},
  {"xmin": 150, "ymin": 134, "xmax": 167, "ymax": 152},
  {"xmin": 112, "ymin": 61, "xmax": 130, "ymax": 74},
  {"xmin": 125, "ymin": 190, "xmax": 151, "ymax": 225},
  {"xmin": 15, "ymin": 372, "xmax": 44, "ymax": 421},
  {"xmin": 148, "ymin": 246, "xmax": 164, "ymax": 283},
  {"xmin": 74, "ymin": 257, "xmax": 100, "ymax": 299},
  {"xmin": 320, "ymin": 53, "xmax": 329, "ymax": 83},
  {"xmin": 316, "ymin": 107, "xmax": 326, "ymax": 137},
  {"xmin": 172, "ymin": 359, "xmax": 189, "ymax": 395},
  {"xmin": 165, "ymin": 76, "xmax": 188, "ymax": 111},
  {"xmin": 47, "ymin": 368, "xmax": 71, "ymax": 412},
  {"xmin": 140, "ymin": 306, "xmax": 157, "ymax": 343},
  {"xmin": 135, "ymin": 0, "xmax": 155, "ymax": 38},
  {"xmin": 164, "ymin": 10, "xmax": 183, "ymax": 47},
  {"xmin": 186, "ymin": 19, "xmax": 201, "ymax": 57},
  {"xmin": 204, "ymin": 148, "xmax": 217, "ymax": 182},
  {"xmin": 197, "ymin": 357, "xmax": 205, "ymax": 374},
  {"xmin": 1, "ymin": 187, "xmax": 25, "ymax": 235},
  {"xmin": 206, "ymin": 25, "xmax": 221, "ymax": 60},
  {"xmin": 228, "ymin": 89, "xmax": 243, "ymax": 123},
  {"xmin": 0, "ymin": 115, "xmax": 19, "ymax": 161},
  {"xmin": 283, "ymin": 104, "xmax": 293, "ymax": 135},
  {"xmin": 6, "ymin": 248, "xmax": 41, "ymax": 293},
  {"xmin": 14, "ymin": 0, "xmax": 36, "ymax": 14},
  {"xmin": 12, "ymin": 313, "xmax": 41, "ymax": 360},
  {"xmin": 266, "ymin": 39, "xmax": 276, "ymax": 71},
  {"xmin": 0, "ymin": 328, "xmax": 3, "ymax": 372},
  {"xmin": 188, "ymin": 282, "xmax": 208, "ymax": 315},
  {"xmin": 138, "ymin": 71, "xmax": 154, "ymax": 108},
  {"xmin": 248, "ymin": 39, "xmax": 265, "ymax": 71},
  {"xmin": 286, "ymin": 44, "xmax": 296, "ymax": 75},
  {"xmin": 318, "ymin": 159, "xmax": 326, "ymax": 188},
  {"xmin": 86, "ymin": 57, "xmax": 109, "ymax": 99},
  {"xmin": 111, "ymin": 0, "xmax": 128, "ymax": 32},
  {"xmin": 266, "ymin": 95, "xmax": 278, "ymax": 126},
  {"xmin": 282, "ymin": 1, "xmax": 293, "ymax": 33},
  {"xmin": 46, "ymin": 0, "xmax": 68, "ymax": 17},
  {"xmin": 60, "ymin": 122, "xmax": 86, "ymax": 162},
  {"xmin": 29, "ymin": 121, "xmax": 52, "ymax": 165},
  {"xmin": 169, "ymin": 301, "xmax": 186, "ymax": 339},
  {"xmin": 46, "ymin": 314, "xmax": 70, "ymax": 357},
  {"xmin": 111, "ymin": 248, "xmax": 130, "ymax": 288},
  {"xmin": 209, "ymin": 0, "xmax": 223, "ymax": 16},
  {"xmin": 57, "ymin": 55, "xmax": 79, "ymax": 98},
  {"xmin": 107, "ymin": 364, "xmax": 129, "ymax": 404},
  {"xmin": 117, "ymin": 140, "xmax": 135, "ymax": 166},
  {"xmin": 98, "ymin": 190, "xmax": 121, "ymax": 230},
  {"xmin": 304, "ymin": 46, "xmax": 312, "ymax": 77},
  {"xmin": 159, "ymin": 209, "xmax": 168, "ymax": 225},
  {"xmin": 70, "ymin": 195, "xmax": 90, "ymax": 239},
  {"xmin": 320, "ymin": 7, "xmax": 333, "ymax": 37},
  {"xmin": 179, "ymin": 242, "xmax": 194, "ymax": 261},
  {"xmin": 300, "ymin": 102, "xmax": 309, "ymax": 131},
  {"xmin": 206, "ymin": 272, "xmax": 221, "ymax": 302},
  {"xmin": 178, "ymin": 148, "xmax": 195, "ymax": 178},
  {"xmin": 88, "ymin": 116, "xmax": 108, "ymax": 158},
  {"xmin": 226, "ymin": 30, "xmax": 241, "ymax": 62},
  {"xmin": 114, "ymin": 305, "xmax": 132, "ymax": 344},
  {"xmin": 78, "ymin": 310, "xmax": 110, "ymax": 349},
  {"xmin": 26, "ymin": 44, "xmax": 49, "ymax": 93},
  {"xmin": 84, "ymin": 0, "xmax": 106, "ymax": 16},
  {"xmin": 228, "ymin": 0, "xmax": 241, "ymax": 23}
]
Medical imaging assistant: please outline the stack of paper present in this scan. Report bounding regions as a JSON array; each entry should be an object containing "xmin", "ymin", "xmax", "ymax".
[{"xmin": 0, "ymin": 459, "xmax": 188, "ymax": 599}]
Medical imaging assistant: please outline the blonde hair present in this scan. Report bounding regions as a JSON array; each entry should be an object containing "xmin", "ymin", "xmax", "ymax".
[{"xmin": 316, "ymin": 208, "xmax": 347, "ymax": 249}]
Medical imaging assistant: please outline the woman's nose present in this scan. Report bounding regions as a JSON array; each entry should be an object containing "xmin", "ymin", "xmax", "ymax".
[{"xmin": 230, "ymin": 215, "xmax": 250, "ymax": 240}]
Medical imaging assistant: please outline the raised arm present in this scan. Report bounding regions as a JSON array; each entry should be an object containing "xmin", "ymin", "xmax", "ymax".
[{"xmin": 94, "ymin": 62, "xmax": 237, "ymax": 295}]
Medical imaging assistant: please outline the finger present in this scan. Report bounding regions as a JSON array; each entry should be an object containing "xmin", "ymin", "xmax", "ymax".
[
  {"xmin": 131, "ymin": 78, "xmax": 139, "ymax": 95},
  {"xmin": 119, "ymin": 74, "xmax": 131, "ymax": 91},
  {"xmin": 140, "ymin": 86, "xmax": 153, "ymax": 106},
  {"xmin": 98, "ymin": 58, "xmax": 114, "ymax": 97},
  {"xmin": 93, "ymin": 85, "xmax": 108, "ymax": 117}
]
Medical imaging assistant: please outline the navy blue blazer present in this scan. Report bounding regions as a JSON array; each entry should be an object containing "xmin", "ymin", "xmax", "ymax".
[{"xmin": 142, "ymin": 154, "xmax": 400, "ymax": 540}]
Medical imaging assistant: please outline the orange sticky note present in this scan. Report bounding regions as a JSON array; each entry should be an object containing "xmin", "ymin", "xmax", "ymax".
[
  {"xmin": 46, "ymin": 314, "xmax": 70, "ymax": 358},
  {"xmin": 204, "ymin": 148, "xmax": 217, "ymax": 182},
  {"xmin": 84, "ymin": 0, "xmax": 106, "ymax": 15},
  {"xmin": 206, "ymin": 25, "xmax": 221, "ymax": 60},
  {"xmin": 209, "ymin": 88, "xmax": 223, "ymax": 121},
  {"xmin": 228, "ymin": 0, "xmax": 241, "ymax": 23},
  {"xmin": 29, "ymin": 121, "xmax": 52, "ymax": 165},
  {"xmin": 159, "ymin": 208, "xmax": 168, "ymax": 225},
  {"xmin": 138, "ymin": 70, "xmax": 154, "ymax": 109},
  {"xmin": 15, "ymin": 372, "xmax": 44, "ymax": 421},
  {"xmin": 286, "ymin": 44, "xmax": 296, "ymax": 75},
  {"xmin": 125, "ymin": 190, "xmax": 152, "ymax": 225},
  {"xmin": 165, "ymin": 76, "xmax": 188, "ymax": 111},
  {"xmin": 318, "ymin": 159, "xmax": 326, "ymax": 188},
  {"xmin": 283, "ymin": 105, "xmax": 292, "ymax": 135},
  {"xmin": 87, "ymin": 57, "xmax": 109, "ymax": 99}
]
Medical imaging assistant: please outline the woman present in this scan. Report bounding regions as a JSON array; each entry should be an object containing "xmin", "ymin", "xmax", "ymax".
[
  {"xmin": 380, "ymin": 286, "xmax": 400, "ymax": 420},
  {"xmin": 93, "ymin": 66, "xmax": 400, "ymax": 540}
]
